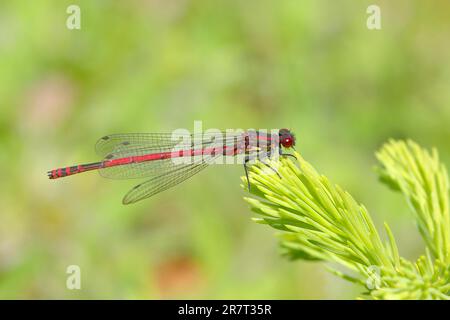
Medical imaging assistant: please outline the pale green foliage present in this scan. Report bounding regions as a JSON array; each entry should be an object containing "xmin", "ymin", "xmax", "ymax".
[
  {"xmin": 242, "ymin": 140, "xmax": 450, "ymax": 299},
  {"xmin": 376, "ymin": 140, "xmax": 450, "ymax": 264}
]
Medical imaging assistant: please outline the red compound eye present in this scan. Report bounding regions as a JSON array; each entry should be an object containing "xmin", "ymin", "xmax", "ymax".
[
  {"xmin": 281, "ymin": 137, "xmax": 294, "ymax": 148},
  {"xmin": 278, "ymin": 129, "xmax": 296, "ymax": 148}
]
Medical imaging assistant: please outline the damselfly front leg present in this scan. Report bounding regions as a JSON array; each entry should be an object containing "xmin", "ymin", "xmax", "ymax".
[{"xmin": 279, "ymin": 146, "xmax": 297, "ymax": 160}]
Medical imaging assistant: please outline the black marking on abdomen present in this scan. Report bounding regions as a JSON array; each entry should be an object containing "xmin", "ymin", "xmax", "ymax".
[{"xmin": 83, "ymin": 162, "xmax": 103, "ymax": 170}]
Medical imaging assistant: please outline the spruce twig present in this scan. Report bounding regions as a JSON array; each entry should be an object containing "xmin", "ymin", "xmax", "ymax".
[{"xmin": 242, "ymin": 140, "xmax": 450, "ymax": 299}]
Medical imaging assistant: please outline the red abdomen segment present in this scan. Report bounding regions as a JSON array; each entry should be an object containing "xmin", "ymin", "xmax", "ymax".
[
  {"xmin": 47, "ymin": 146, "xmax": 239, "ymax": 180},
  {"xmin": 47, "ymin": 162, "xmax": 103, "ymax": 179}
]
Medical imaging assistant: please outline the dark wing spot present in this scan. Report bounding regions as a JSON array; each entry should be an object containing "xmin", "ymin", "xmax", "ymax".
[
  {"xmin": 122, "ymin": 141, "xmax": 130, "ymax": 145},
  {"xmin": 105, "ymin": 154, "xmax": 114, "ymax": 159},
  {"xmin": 101, "ymin": 136, "xmax": 110, "ymax": 140},
  {"xmin": 133, "ymin": 184, "xmax": 141, "ymax": 190}
]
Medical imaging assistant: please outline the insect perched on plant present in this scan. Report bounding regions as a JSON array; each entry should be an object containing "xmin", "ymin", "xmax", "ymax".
[{"xmin": 47, "ymin": 129, "xmax": 296, "ymax": 204}]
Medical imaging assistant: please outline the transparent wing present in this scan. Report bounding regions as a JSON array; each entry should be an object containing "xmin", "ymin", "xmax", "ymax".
[
  {"xmin": 96, "ymin": 132, "xmax": 245, "ymax": 179},
  {"xmin": 96, "ymin": 132, "xmax": 244, "ymax": 157},
  {"xmin": 122, "ymin": 161, "xmax": 211, "ymax": 204},
  {"xmin": 96, "ymin": 133, "xmax": 192, "ymax": 158}
]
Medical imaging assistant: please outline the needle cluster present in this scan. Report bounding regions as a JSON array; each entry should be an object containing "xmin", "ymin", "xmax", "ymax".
[{"xmin": 242, "ymin": 140, "xmax": 450, "ymax": 299}]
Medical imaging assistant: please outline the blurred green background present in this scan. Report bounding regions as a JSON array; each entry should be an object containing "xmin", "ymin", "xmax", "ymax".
[{"xmin": 0, "ymin": 0, "xmax": 449, "ymax": 299}]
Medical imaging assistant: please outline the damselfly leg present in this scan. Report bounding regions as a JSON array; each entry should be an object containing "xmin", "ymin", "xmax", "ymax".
[{"xmin": 243, "ymin": 153, "xmax": 282, "ymax": 191}]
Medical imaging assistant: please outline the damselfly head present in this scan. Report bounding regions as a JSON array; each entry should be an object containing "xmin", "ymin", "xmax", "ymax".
[{"xmin": 279, "ymin": 128, "xmax": 295, "ymax": 149}]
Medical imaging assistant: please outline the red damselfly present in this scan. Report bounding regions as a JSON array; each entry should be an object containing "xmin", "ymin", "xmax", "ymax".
[{"xmin": 47, "ymin": 129, "xmax": 296, "ymax": 204}]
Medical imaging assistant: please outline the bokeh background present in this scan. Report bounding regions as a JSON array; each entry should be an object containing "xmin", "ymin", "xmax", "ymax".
[{"xmin": 0, "ymin": 0, "xmax": 449, "ymax": 299}]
